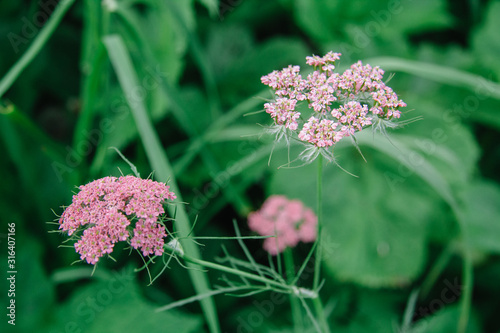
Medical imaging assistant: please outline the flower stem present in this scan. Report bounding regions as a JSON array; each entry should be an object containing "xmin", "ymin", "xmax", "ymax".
[
  {"xmin": 313, "ymin": 154, "xmax": 323, "ymax": 290},
  {"xmin": 312, "ymin": 154, "xmax": 330, "ymax": 333},
  {"xmin": 173, "ymin": 250, "xmax": 294, "ymax": 293},
  {"xmin": 285, "ymin": 248, "xmax": 303, "ymax": 332},
  {"xmin": 419, "ymin": 243, "xmax": 455, "ymax": 299}
]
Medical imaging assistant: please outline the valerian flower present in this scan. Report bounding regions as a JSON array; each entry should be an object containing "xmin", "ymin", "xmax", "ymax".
[
  {"xmin": 58, "ymin": 175, "xmax": 176, "ymax": 265},
  {"xmin": 261, "ymin": 51, "xmax": 406, "ymax": 165}
]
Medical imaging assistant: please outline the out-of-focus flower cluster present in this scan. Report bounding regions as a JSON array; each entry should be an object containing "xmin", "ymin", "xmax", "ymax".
[
  {"xmin": 261, "ymin": 52, "xmax": 406, "ymax": 163},
  {"xmin": 59, "ymin": 176, "xmax": 176, "ymax": 264},
  {"xmin": 248, "ymin": 195, "xmax": 317, "ymax": 255}
]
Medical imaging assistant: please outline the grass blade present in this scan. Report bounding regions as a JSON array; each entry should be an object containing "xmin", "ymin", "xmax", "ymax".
[
  {"xmin": 367, "ymin": 57, "xmax": 500, "ymax": 100},
  {"xmin": 103, "ymin": 34, "xmax": 220, "ymax": 333},
  {"xmin": 0, "ymin": 0, "xmax": 76, "ymax": 98}
]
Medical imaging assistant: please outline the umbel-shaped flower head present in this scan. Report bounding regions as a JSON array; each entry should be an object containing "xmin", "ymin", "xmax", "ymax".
[
  {"xmin": 59, "ymin": 176, "xmax": 176, "ymax": 265},
  {"xmin": 261, "ymin": 51, "xmax": 406, "ymax": 164},
  {"xmin": 248, "ymin": 195, "xmax": 317, "ymax": 255}
]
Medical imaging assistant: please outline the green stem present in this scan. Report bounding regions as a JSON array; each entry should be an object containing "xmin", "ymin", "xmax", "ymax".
[
  {"xmin": 459, "ymin": 251, "xmax": 472, "ymax": 333},
  {"xmin": 453, "ymin": 208, "xmax": 473, "ymax": 333},
  {"xmin": 179, "ymin": 251, "xmax": 297, "ymax": 293},
  {"xmin": 285, "ymin": 248, "xmax": 303, "ymax": 332},
  {"xmin": 313, "ymin": 154, "xmax": 323, "ymax": 290},
  {"xmin": 419, "ymin": 243, "xmax": 455, "ymax": 300},
  {"xmin": 0, "ymin": 0, "xmax": 76, "ymax": 99},
  {"xmin": 312, "ymin": 154, "xmax": 330, "ymax": 333}
]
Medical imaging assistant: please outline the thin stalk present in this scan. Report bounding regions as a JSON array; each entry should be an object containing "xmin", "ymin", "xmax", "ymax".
[
  {"xmin": 312, "ymin": 154, "xmax": 330, "ymax": 333},
  {"xmin": 284, "ymin": 248, "xmax": 303, "ymax": 332},
  {"xmin": 0, "ymin": 0, "xmax": 76, "ymax": 98},
  {"xmin": 453, "ymin": 208, "xmax": 473, "ymax": 333},
  {"xmin": 419, "ymin": 243, "xmax": 455, "ymax": 300},
  {"xmin": 313, "ymin": 154, "xmax": 323, "ymax": 290},
  {"xmin": 178, "ymin": 251, "xmax": 295, "ymax": 292}
]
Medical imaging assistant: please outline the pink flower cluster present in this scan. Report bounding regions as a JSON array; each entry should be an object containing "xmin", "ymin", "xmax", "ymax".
[
  {"xmin": 248, "ymin": 195, "xmax": 317, "ymax": 255},
  {"xmin": 264, "ymin": 98, "xmax": 300, "ymax": 130},
  {"xmin": 261, "ymin": 52, "xmax": 406, "ymax": 162},
  {"xmin": 59, "ymin": 176, "xmax": 176, "ymax": 264}
]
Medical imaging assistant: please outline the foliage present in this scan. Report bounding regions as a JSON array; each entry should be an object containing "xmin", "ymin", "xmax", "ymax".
[{"xmin": 1, "ymin": 0, "xmax": 500, "ymax": 332}]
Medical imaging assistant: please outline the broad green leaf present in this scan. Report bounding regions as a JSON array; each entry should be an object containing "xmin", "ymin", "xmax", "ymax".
[
  {"xmin": 291, "ymin": 0, "xmax": 452, "ymax": 43},
  {"xmin": 332, "ymin": 289, "xmax": 402, "ymax": 333},
  {"xmin": 0, "ymin": 236, "xmax": 55, "ymax": 333},
  {"xmin": 388, "ymin": 0, "xmax": 454, "ymax": 33},
  {"xmin": 269, "ymin": 148, "xmax": 432, "ymax": 287},
  {"xmin": 462, "ymin": 180, "xmax": 500, "ymax": 254},
  {"xmin": 45, "ymin": 267, "xmax": 202, "ymax": 333}
]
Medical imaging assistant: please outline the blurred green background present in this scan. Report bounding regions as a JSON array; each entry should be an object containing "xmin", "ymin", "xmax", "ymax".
[{"xmin": 1, "ymin": 0, "xmax": 500, "ymax": 332}]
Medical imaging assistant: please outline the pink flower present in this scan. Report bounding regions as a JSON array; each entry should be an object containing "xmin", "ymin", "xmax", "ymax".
[
  {"xmin": 305, "ymin": 51, "xmax": 341, "ymax": 74},
  {"xmin": 248, "ymin": 195, "xmax": 317, "ymax": 255},
  {"xmin": 298, "ymin": 117, "xmax": 341, "ymax": 148},
  {"xmin": 59, "ymin": 176, "xmax": 176, "ymax": 264},
  {"xmin": 370, "ymin": 86, "xmax": 406, "ymax": 119},
  {"xmin": 260, "ymin": 52, "xmax": 406, "ymax": 164},
  {"xmin": 306, "ymin": 71, "xmax": 337, "ymax": 115},
  {"xmin": 130, "ymin": 219, "xmax": 167, "ymax": 257},
  {"xmin": 264, "ymin": 98, "xmax": 300, "ymax": 130},
  {"xmin": 333, "ymin": 101, "xmax": 372, "ymax": 136},
  {"xmin": 261, "ymin": 65, "xmax": 307, "ymax": 100}
]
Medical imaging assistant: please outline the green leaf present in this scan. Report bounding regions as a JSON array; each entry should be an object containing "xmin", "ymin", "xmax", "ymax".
[
  {"xmin": 46, "ymin": 267, "xmax": 202, "ymax": 333},
  {"xmin": 410, "ymin": 305, "xmax": 480, "ymax": 333},
  {"xmin": 388, "ymin": 0, "xmax": 454, "ymax": 34},
  {"xmin": 269, "ymin": 149, "xmax": 432, "ymax": 287},
  {"xmin": 472, "ymin": 1, "xmax": 500, "ymax": 79},
  {"xmin": 291, "ymin": 0, "xmax": 452, "ymax": 43},
  {"xmin": 0, "ymin": 235, "xmax": 55, "ymax": 333},
  {"xmin": 366, "ymin": 57, "xmax": 500, "ymax": 100},
  {"xmin": 331, "ymin": 289, "xmax": 402, "ymax": 333},
  {"xmin": 462, "ymin": 180, "xmax": 500, "ymax": 254}
]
